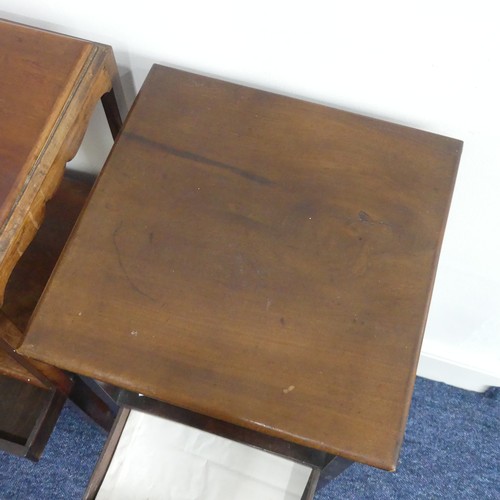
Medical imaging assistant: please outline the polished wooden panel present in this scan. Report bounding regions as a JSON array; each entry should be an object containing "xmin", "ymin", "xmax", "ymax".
[
  {"xmin": 22, "ymin": 65, "xmax": 462, "ymax": 470},
  {"xmin": 0, "ymin": 19, "xmax": 119, "ymax": 305}
]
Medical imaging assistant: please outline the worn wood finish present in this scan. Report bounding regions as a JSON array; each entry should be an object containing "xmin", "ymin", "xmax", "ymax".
[
  {"xmin": 0, "ymin": 330, "xmax": 68, "ymax": 392},
  {"xmin": 0, "ymin": 343, "xmax": 46, "ymax": 389},
  {"xmin": 0, "ymin": 18, "xmax": 121, "ymax": 459},
  {"xmin": 0, "ymin": 19, "xmax": 119, "ymax": 306},
  {"xmin": 23, "ymin": 65, "xmax": 462, "ymax": 470},
  {"xmin": 0, "ymin": 172, "xmax": 94, "ymax": 392},
  {"xmin": 2, "ymin": 171, "xmax": 96, "ymax": 334},
  {"xmin": 0, "ymin": 170, "xmax": 98, "ymax": 457}
]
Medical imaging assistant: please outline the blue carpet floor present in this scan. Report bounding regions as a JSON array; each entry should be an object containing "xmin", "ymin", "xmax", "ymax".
[
  {"xmin": 317, "ymin": 378, "xmax": 500, "ymax": 499},
  {"xmin": 0, "ymin": 377, "xmax": 499, "ymax": 499}
]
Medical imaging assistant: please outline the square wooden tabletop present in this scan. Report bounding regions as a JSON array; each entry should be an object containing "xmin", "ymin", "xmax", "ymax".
[{"xmin": 21, "ymin": 64, "xmax": 462, "ymax": 470}]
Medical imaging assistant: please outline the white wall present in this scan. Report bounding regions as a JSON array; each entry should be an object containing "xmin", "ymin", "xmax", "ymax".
[{"xmin": 2, "ymin": 1, "xmax": 499, "ymax": 391}]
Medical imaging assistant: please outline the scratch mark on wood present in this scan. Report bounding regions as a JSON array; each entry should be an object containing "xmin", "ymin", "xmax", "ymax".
[
  {"xmin": 27, "ymin": 210, "xmax": 40, "ymax": 230},
  {"xmin": 112, "ymin": 221, "xmax": 156, "ymax": 301},
  {"xmin": 126, "ymin": 132, "xmax": 275, "ymax": 187},
  {"xmin": 358, "ymin": 210, "xmax": 392, "ymax": 228}
]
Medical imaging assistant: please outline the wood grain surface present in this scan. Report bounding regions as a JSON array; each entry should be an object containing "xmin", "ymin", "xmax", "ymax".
[
  {"xmin": 22, "ymin": 65, "xmax": 462, "ymax": 470},
  {"xmin": 0, "ymin": 20, "xmax": 90, "ymax": 226},
  {"xmin": 0, "ymin": 19, "xmax": 118, "ymax": 305}
]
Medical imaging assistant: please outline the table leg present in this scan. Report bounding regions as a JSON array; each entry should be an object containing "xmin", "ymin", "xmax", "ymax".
[
  {"xmin": 318, "ymin": 455, "xmax": 352, "ymax": 486},
  {"xmin": 301, "ymin": 455, "xmax": 353, "ymax": 499},
  {"xmin": 69, "ymin": 376, "xmax": 118, "ymax": 432},
  {"xmin": 84, "ymin": 407, "xmax": 130, "ymax": 500},
  {"xmin": 101, "ymin": 88, "xmax": 122, "ymax": 140},
  {"xmin": 301, "ymin": 467, "xmax": 321, "ymax": 500}
]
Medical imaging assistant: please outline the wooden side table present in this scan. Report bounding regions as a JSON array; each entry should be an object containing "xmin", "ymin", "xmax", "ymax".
[
  {"xmin": 0, "ymin": 19, "xmax": 121, "ymax": 459},
  {"xmin": 21, "ymin": 64, "xmax": 462, "ymax": 496}
]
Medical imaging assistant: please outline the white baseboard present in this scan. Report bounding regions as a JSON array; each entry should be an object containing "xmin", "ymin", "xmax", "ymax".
[{"xmin": 417, "ymin": 352, "xmax": 500, "ymax": 392}]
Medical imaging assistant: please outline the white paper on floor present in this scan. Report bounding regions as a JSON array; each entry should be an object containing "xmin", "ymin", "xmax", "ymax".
[{"xmin": 97, "ymin": 409, "xmax": 311, "ymax": 500}]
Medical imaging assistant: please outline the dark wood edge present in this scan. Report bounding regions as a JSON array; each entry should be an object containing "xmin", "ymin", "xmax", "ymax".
[
  {"xmin": 23, "ymin": 387, "xmax": 66, "ymax": 460},
  {"xmin": 105, "ymin": 385, "xmax": 332, "ymax": 468},
  {"xmin": 0, "ymin": 337, "xmax": 54, "ymax": 390},
  {"xmin": 101, "ymin": 89, "xmax": 123, "ymax": 140},
  {"xmin": 83, "ymin": 407, "xmax": 130, "ymax": 500},
  {"xmin": 0, "ymin": 387, "xmax": 66, "ymax": 460}
]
